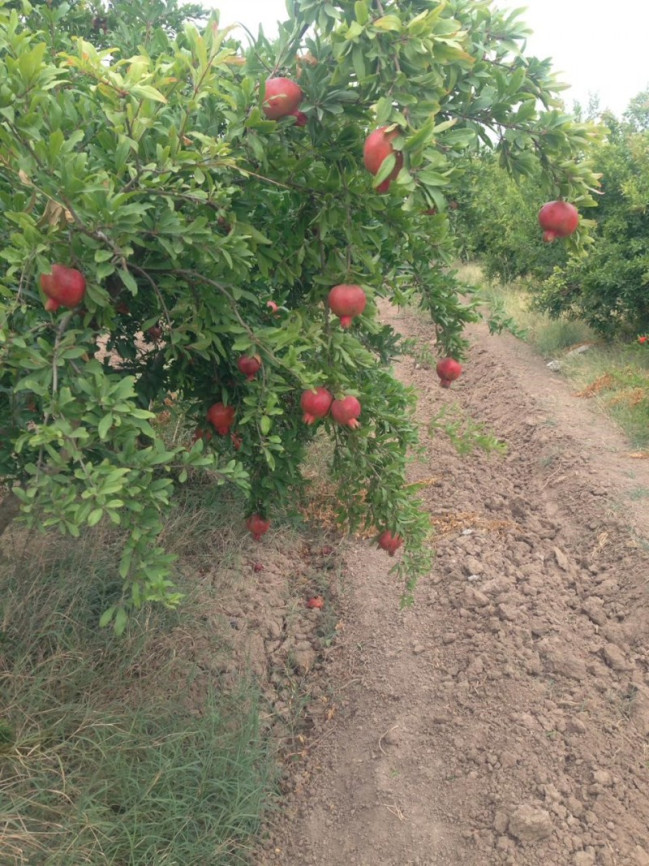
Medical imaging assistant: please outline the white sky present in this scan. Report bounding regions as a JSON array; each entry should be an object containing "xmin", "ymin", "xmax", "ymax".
[{"xmin": 201, "ymin": 0, "xmax": 649, "ymax": 117}]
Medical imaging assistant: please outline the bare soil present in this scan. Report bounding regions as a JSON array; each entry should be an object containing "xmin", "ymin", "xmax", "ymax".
[{"xmin": 258, "ymin": 303, "xmax": 649, "ymax": 866}]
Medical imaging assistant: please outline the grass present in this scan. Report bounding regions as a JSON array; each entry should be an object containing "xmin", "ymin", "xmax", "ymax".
[
  {"xmin": 458, "ymin": 262, "xmax": 649, "ymax": 449},
  {"xmin": 0, "ymin": 484, "xmax": 278, "ymax": 866}
]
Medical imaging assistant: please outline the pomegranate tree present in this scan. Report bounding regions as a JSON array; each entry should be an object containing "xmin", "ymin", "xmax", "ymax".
[
  {"xmin": 0, "ymin": 0, "xmax": 601, "ymax": 629},
  {"xmin": 436, "ymin": 358, "xmax": 463, "ymax": 389},
  {"xmin": 538, "ymin": 201, "xmax": 580, "ymax": 242},
  {"xmin": 331, "ymin": 396, "xmax": 361, "ymax": 429},
  {"xmin": 300, "ymin": 387, "xmax": 333, "ymax": 424},
  {"xmin": 327, "ymin": 284, "xmax": 367, "ymax": 328}
]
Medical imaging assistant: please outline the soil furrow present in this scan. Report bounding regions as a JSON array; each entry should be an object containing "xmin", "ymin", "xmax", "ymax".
[{"xmin": 263, "ymin": 305, "xmax": 649, "ymax": 866}]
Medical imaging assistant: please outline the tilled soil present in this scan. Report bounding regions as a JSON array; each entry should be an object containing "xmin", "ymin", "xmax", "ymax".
[{"xmin": 261, "ymin": 304, "xmax": 649, "ymax": 866}]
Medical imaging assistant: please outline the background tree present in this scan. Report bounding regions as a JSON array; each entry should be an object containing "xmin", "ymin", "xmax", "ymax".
[{"xmin": 0, "ymin": 0, "xmax": 599, "ymax": 629}]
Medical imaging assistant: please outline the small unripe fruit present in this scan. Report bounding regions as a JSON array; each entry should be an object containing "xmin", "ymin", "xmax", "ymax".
[{"xmin": 262, "ymin": 77, "xmax": 303, "ymax": 120}]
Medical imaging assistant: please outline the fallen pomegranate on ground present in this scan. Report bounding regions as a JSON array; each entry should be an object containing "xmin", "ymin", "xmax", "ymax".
[
  {"xmin": 40, "ymin": 264, "xmax": 86, "ymax": 310},
  {"xmin": 377, "ymin": 530, "xmax": 403, "ymax": 556},
  {"xmin": 206, "ymin": 402, "xmax": 235, "ymax": 435},
  {"xmin": 306, "ymin": 596, "xmax": 325, "ymax": 609},
  {"xmin": 237, "ymin": 355, "xmax": 262, "ymax": 381},
  {"xmin": 246, "ymin": 514, "xmax": 270, "ymax": 541},
  {"xmin": 328, "ymin": 284, "xmax": 367, "ymax": 328},
  {"xmin": 261, "ymin": 77, "xmax": 303, "ymax": 120},
  {"xmin": 301, "ymin": 387, "xmax": 333, "ymax": 424},
  {"xmin": 436, "ymin": 358, "xmax": 462, "ymax": 389},
  {"xmin": 538, "ymin": 200, "xmax": 579, "ymax": 242},
  {"xmin": 331, "ymin": 396, "xmax": 361, "ymax": 429},
  {"xmin": 363, "ymin": 127, "xmax": 404, "ymax": 193}
]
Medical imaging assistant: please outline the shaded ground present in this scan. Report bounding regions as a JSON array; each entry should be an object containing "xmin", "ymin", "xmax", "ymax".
[{"xmin": 259, "ymin": 303, "xmax": 649, "ymax": 866}]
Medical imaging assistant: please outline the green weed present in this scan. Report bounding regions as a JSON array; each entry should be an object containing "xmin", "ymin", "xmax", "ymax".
[{"xmin": 428, "ymin": 403, "xmax": 508, "ymax": 456}]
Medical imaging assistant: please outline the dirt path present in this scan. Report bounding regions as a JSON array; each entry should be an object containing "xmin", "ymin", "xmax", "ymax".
[{"xmin": 262, "ymin": 304, "xmax": 649, "ymax": 866}]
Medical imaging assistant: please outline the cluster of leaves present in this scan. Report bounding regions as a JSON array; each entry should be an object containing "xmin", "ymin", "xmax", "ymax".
[{"xmin": 0, "ymin": 0, "xmax": 599, "ymax": 626}]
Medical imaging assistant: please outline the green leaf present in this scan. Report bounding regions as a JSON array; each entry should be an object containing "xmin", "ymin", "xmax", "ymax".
[{"xmin": 99, "ymin": 606, "xmax": 116, "ymax": 628}]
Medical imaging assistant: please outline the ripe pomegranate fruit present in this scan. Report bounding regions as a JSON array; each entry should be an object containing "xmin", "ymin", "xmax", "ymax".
[
  {"xmin": 291, "ymin": 110, "xmax": 308, "ymax": 126},
  {"xmin": 147, "ymin": 325, "xmax": 163, "ymax": 341},
  {"xmin": 331, "ymin": 396, "xmax": 361, "ymax": 429},
  {"xmin": 237, "ymin": 355, "xmax": 262, "ymax": 381},
  {"xmin": 300, "ymin": 387, "xmax": 333, "ymax": 424},
  {"xmin": 377, "ymin": 530, "xmax": 403, "ymax": 556},
  {"xmin": 538, "ymin": 200, "xmax": 579, "ymax": 242},
  {"xmin": 328, "ymin": 284, "xmax": 367, "ymax": 328},
  {"xmin": 262, "ymin": 77, "xmax": 303, "ymax": 120},
  {"xmin": 436, "ymin": 358, "xmax": 462, "ymax": 389},
  {"xmin": 206, "ymin": 402, "xmax": 235, "ymax": 435},
  {"xmin": 40, "ymin": 264, "xmax": 86, "ymax": 309},
  {"xmin": 246, "ymin": 514, "xmax": 270, "ymax": 541},
  {"xmin": 363, "ymin": 127, "xmax": 404, "ymax": 193},
  {"xmin": 306, "ymin": 596, "xmax": 325, "ymax": 609}
]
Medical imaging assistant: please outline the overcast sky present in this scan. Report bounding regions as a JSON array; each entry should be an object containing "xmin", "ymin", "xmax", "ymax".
[{"xmin": 201, "ymin": 0, "xmax": 649, "ymax": 117}]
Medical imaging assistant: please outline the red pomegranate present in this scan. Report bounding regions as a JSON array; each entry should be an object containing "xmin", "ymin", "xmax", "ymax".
[
  {"xmin": 300, "ymin": 387, "xmax": 334, "ymax": 424},
  {"xmin": 246, "ymin": 514, "xmax": 270, "ymax": 541},
  {"xmin": 291, "ymin": 110, "xmax": 308, "ymax": 126},
  {"xmin": 331, "ymin": 396, "xmax": 361, "ymax": 429},
  {"xmin": 207, "ymin": 402, "xmax": 235, "ymax": 435},
  {"xmin": 262, "ymin": 77, "xmax": 303, "ymax": 120},
  {"xmin": 237, "ymin": 355, "xmax": 262, "ymax": 381},
  {"xmin": 363, "ymin": 127, "xmax": 404, "ymax": 193},
  {"xmin": 40, "ymin": 265, "xmax": 86, "ymax": 309},
  {"xmin": 328, "ymin": 284, "xmax": 367, "ymax": 329},
  {"xmin": 538, "ymin": 201, "xmax": 579, "ymax": 242},
  {"xmin": 306, "ymin": 596, "xmax": 325, "ymax": 609},
  {"xmin": 377, "ymin": 530, "xmax": 403, "ymax": 556},
  {"xmin": 436, "ymin": 358, "xmax": 462, "ymax": 389}
]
